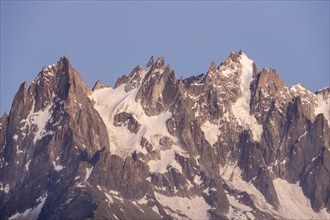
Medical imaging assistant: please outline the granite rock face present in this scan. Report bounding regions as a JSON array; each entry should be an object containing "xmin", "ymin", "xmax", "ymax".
[{"xmin": 0, "ymin": 52, "xmax": 329, "ymax": 220}]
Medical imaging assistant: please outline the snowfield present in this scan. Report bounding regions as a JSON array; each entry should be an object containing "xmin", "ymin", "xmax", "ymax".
[{"xmin": 90, "ymin": 84, "xmax": 174, "ymax": 159}]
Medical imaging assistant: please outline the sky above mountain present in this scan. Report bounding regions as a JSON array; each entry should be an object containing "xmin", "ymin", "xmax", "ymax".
[{"xmin": 1, "ymin": 1, "xmax": 329, "ymax": 114}]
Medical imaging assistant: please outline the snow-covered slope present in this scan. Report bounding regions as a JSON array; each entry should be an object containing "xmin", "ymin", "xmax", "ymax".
[
  {"xmin": 232, "ymin": 53, "xmax": 263, "ymax": 141},
  {"xmin": 90, "ymin": 84, "xmax": 174, "ymax": 158}
]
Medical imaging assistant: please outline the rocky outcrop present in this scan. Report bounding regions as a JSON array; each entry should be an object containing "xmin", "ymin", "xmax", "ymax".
[
  {"xmin": 136, "ymin": 57, "xmax": 182, "ymax": 116},
  {"xmin": 113, "ymin": 112, "xmax": 141, "ymax": 134}
]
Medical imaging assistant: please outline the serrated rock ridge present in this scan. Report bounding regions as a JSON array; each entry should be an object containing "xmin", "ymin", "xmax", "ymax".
[{"xmin": 0, "ymin": 52, "xmax": 329, "ymax": 220}]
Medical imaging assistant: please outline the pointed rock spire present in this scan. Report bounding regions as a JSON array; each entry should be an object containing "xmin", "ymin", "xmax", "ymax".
[
  {"xmin": 208, "ymin": 61, "xmax": 217, "ymax": 73},
  {"xmin": 57, "ymin": 55, "xmax": 71, "ymax": 73},
  {"xmin": 146, "ymin": 56, "xmax": 154, "ymax": 69},
  {"xmin": 14, "ymin": 81, "xmax": 28, "ymax": 103},
  {"xmin": 132, "ymin": 65, "xmax": 143, "ymax": 73},
  {"xmin": 154, "ymin": 57, "xmax": 165, "ymax": 69},
  {"xmin": 238, "ymin": 49, "xmax": 244, "ymax": 55},
  {"xmin": 227, "ymin": 51, "xmax": 240, "ymax": 63},
  {"xmin": 60, "ymin": 55, "xmax": 70, "ymax": 65}
]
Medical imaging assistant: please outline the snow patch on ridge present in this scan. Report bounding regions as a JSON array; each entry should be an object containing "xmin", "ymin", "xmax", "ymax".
[
  {"xmin": 291, "ymin": 84, "xmax": 330, "ymax": 126},
  {"xmin": 232, "ymin": 53, "xmax": 262, "ymax": 141},
  {"xmin": 52, "ymin": 161, "xmax": 64, "ymax": 171},
  {"xmin": 193, "ymin": 175, "xmax": 203, "ymax": 185},
  {"xmin": 85, "ymin": 166, "xmax": 94, "ymax": 181},
  {"xmin": 20, "ymin": 101, "xmax": 53, "ymax": 144},
  {"xmin": 0, "ymin": 182, "xmax": 10, "ymax": 193},
  {"xmin": 25, "ymin": 159, "xmax": 31, "ymax": 171},
  {"xmin": 104, "ymin": 192, "xmax": 114, "ymax": 204},
  {"xmin": 201, "ymin": 121, "xmax": 220, "ymax": 146},
  {"xmin": 13, "ymin": 135, "xmax": 18, "ymax": 140}
]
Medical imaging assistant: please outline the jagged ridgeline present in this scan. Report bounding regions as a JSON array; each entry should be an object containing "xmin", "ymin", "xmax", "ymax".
[{"xmin": 0, "ymin": 52, "xmax": 329, "ymax": 220}]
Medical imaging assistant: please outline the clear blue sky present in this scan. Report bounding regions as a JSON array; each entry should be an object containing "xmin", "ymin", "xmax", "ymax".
[{"xmin": 1, "ymin": 1, "xmax": 329, "ymax": 114}]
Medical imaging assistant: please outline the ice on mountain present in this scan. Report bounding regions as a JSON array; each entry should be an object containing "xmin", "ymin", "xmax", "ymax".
[
  {"xmin": 52, "ymin": 161, "xmax": 64, "ymax": 171},
  {"xmin": 170, "ymin": 158, "xmax": 183, "ymax": 173},
  {"xmin": 76, "ymin": 183, "xmax": 85, "ymax": 188},
  {"xmin": 112, "ymin": 214, "xmax": 119, "ymax": 220},
  {"xmin": 13, "ymin": 135, "xmax": 18, "ymax": 140},
  {"xmin": 16, "ymin": 145, "xmax": 23, "ymax": 154},
  {"xmin": 104, "ymin": 192, "xmax": 114, "ymax": 204},
  {"xmin": 20, "ymin": 101, "xmax": 53, "ymax": 144},
  {"xmin": 85, "ymin": 166, "xmax": 93, "ymax": 181},
  {"xmin": 151, "ymin": 205, "xmax": 161, "ymax": 216},
  {"xmin": 25, "ymin": 159, "xmax": 31, "ymax": 171},
  {"xmin": 290, "ymin": 83, "xmax": 306, "ymax": 93},
  {"xmin": 193, "ymin": 175, "xmax": 203, "ymax": 185},
  {"xmin": 273, "ymin": 178, "xmax": 329, "ymax": 219},
  {"xmin": 9, "ymin": 193, "xmax": 47, "ymax": 220},
  {"xmin": 232, "ymin": 53, "xmax": 263, "ymax": 141},
  {"xmin": 218, "ymin": 60, "xmax": 238, "ymax": 77},
  {"xmin": 90, "ymin": 83, "xmax": 174, "ymax": 159},
  {"xmin": 0, "ymin": 182, "xmax": 9, "ymax": 193},
  {"xmin": 227, "ymin": 206, "xmax": 252, "ymax": 220},
  {"xmin": 220, "ymin": 163, "xmax": 278, "ymax": 217},
  {"xmin": 137, "ymin": 195, "xmax": 149, "ymax": 205},
  {"xmin": 33, "ymin": 105, "xmax": 53, "ymax": 143},
  {"xmin": 155, "ymin": 192, "xmax": 210, "ymax": 219},
  {"xmin": 201, "ymin": 121, "xmax": 221, "ymax": 146},
  {"xmin": 148, "ymin": 147, "xmax": 182, "ymax": 174}
]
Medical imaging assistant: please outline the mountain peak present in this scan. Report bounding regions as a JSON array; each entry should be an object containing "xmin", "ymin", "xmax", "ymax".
[
  {"xmin": 146, "ymin": 56, "xmax": 154, "ymax": 69},
  {"xmin": 56, "ymin": 55, "xmax": 71, "ymax": 73},
  {"xmin": 224, "ymin": 50, "xmax": 244, "ymax": 66},
  {"xmin": 238, "ymin": 49, "xmax": 244, "ymax": 55},
  {"xmin": 315, "ymin": 87, "xmax": 330, "ymax": 96},
  {"xmin": 154, "ymin": 56, "xmax": 165, "ymax": 69},
  {"xmin": 207, "ymin": 61, "xmax": 217, "ymax": 73},
  {"xmin": 238, "ymin": 49, "xmax": 251, "ymax": 57},
  {"xmin": 59, "ymin": 55, "xmax": 70, "ymax": 64},
  {"xmin": 238, "ymin": 50, "xmax": 252, "ymax": 62}
]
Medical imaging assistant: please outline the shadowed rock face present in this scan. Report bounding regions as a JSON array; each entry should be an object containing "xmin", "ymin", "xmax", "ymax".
[{"xmin": 0, "ymin": 52, "xmax": 329, "ymax": 220}]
